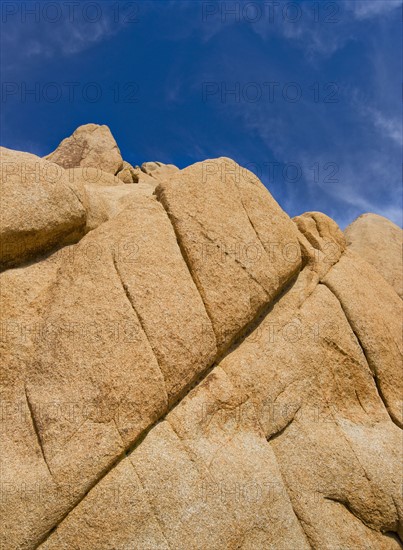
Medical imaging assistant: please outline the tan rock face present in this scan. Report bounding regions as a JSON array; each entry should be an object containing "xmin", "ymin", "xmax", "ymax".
[
  {"xmin": 345, "ymin": 213, "xmax": 403, "ymax": 298},
  {"xmin": 45, "ymin": 124, "xmax": 123, "ymax": 175},
  {"xmin": 156, "ymin": 157, "xmax": 302, "ymax": 352},
  {"xmin": 1, "ymin": 128, "xmax": 402, "ymax": 550},
  {"xmin": 0, "ymin": 147, "xmax": 86, "ymax": 269}
]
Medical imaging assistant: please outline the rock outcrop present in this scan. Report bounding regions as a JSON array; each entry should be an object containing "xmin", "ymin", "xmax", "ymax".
[
  {"xmin": 46, "ymin": 124, "xmax": 123, "ymax": 175},
  {"xmin": 116, "ymin": 160, "xmax": 180, "ymax": 187},
  {"xmin": 141, "ymin": 161, "xmax": 180, "ymax": 183},
  {"xmin": 116, "ymin": 160, "xmax": 139, "ymax": 183},
  {"xmin": 1, "ymin": 125, "xmax": 402, "ymax": 550},
  {"xmin": 155, "ymin": 157, "xmax": 302, "ymax": 352},
  {"xmin": 345, "ymin": 213, "xmax": 403, "ymax": 298},
  {"xmin": 64, "ymin": 166, "xmax": 154, "ymax": 232},
  {"xmin": 0, "ymin": 147, "xmax": 86, "ymax": 269}
]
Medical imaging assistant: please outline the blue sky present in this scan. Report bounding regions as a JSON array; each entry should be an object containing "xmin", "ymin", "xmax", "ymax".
[{"xmin": 1, "ymin": 0, "xmax": 401, "ymax": 227}]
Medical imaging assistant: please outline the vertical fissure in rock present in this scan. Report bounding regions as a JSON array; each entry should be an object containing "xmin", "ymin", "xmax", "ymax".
[
  {"xmin": 111, "ymin": 250, "xmax": 169, "ymax": 398},
  {"xmin": 25, "ymin": 385, "xmax": 53, "ymax": 478},
  {"xmin": 264, "ymin": 446, "xmax": 314, "ymax": 550},
  {"xmin": 154, "ymin": 188, "xmax": 218, "ymax": 343},
  {"xmin": 196, "ymin": 221, "xmax": 270, "ymax": 296},
  {"xmin": 236, "ymin": 187, "xmax": 269, "ymax": 254},
  {"xmin": 320, "ymin": 281, "xmax": 402, "ymax": 430},
  {"xmin": 237, "ymin": 188, "xmax": 303, "ymax": 295},
  {"xmin": 34, "ymin": 420, "xmax": 153, "ymax": 549}
]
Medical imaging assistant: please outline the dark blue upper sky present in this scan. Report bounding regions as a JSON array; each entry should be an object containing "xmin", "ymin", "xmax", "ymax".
[{"xmin": 1, "ymin": 0, "xmax": 401, "ymax": 227}]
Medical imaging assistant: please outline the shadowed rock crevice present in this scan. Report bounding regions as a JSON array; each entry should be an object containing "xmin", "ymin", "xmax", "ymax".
[
  {"xmin": 25, "ymin": 385, "xmax": 53, "ymax": 478},
  {"xmin": 266, "ymin": 405, "xmax": 301, "ymax": 443},
  {"xmin": 373, "ymin": 374, "xmax": 400, "ymax": 430},
  {"xmin": 321, "ymin": 279, "xmax": 402, "ymax": 429}
]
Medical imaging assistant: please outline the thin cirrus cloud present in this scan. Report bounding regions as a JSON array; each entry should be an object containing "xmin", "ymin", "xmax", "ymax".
[
  {"xmin": 365, "ymin": 109, "xmax": 402, "ymax": 147},
  {"xmin": 343, "ymin": 0, "xmax": 402, "ymax": 19},
  {"xmin": 251, "ymin": 0, "xmax": 402, "ymax": 59},
  {"xmin": 0, "ymin": 2, "xmax": 130, "ymax": 65}
]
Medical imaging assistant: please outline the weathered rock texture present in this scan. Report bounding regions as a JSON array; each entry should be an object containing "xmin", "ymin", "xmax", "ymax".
[
  {"xmin": 345, "ymin": 213, "xmax": 403, "ymax": 299},
  {"xmin": 1, "ymin": 126, "xmax": 402, "ymax": 550}
]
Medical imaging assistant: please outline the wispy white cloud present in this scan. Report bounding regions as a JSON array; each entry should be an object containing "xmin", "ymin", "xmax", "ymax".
[
  {"xmin": 0, "ymin": 2, "xmax": 130, "ymax": 68},
  {"xmin": 224, "ymin": 84, "xmax": 402, "ymax": 227},
  {"xmin": 342, "ymin": 0, "xmax": 402, "ymax": 20},
  {"xmin": 325, "ymin": 157, "xmax": 401, "ymax": 227},
  {"xmin": 367, "ymin": 109, "xmax": 402, "ymax": 146},
  {"xmin": 249, "ymin": 0, "xmax": 401, "ymax": 61},
  {"xmin": 350, "ymin": 81, "xmax": 402, "ymax": 147},
  {"xmin": 55, "ymin": 19, "xmax": 117, "ymax": 56},
  {"xmin": 334, "ymin": 188, "xmax": 402, "ymax": 228}
]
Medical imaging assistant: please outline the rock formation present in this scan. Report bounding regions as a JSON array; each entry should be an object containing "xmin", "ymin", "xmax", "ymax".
[
  {"xmin": 345, "ymin": 213, "xmax": 403, "ymax": 299},
  {"xmin": 0, "ymin": 148, "xmax": 86, "ymax": 268},
  {"xmin": 0, "ymin": 124, "xmax": 402, "ymax": 550},
  {"xmin": 45, "ymin": 123, "xmax": 123, "ymax": 175}
]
